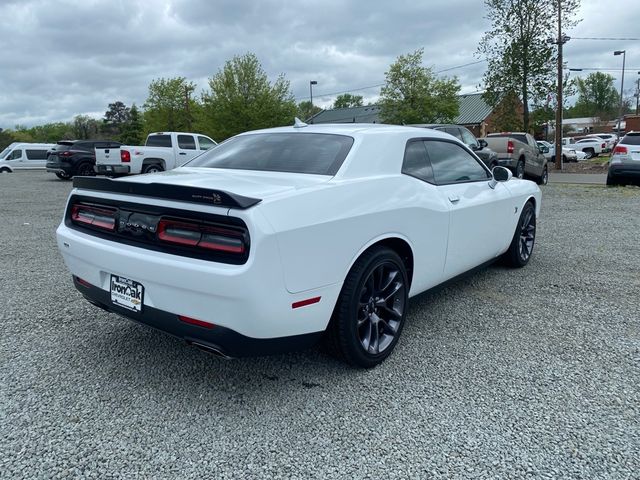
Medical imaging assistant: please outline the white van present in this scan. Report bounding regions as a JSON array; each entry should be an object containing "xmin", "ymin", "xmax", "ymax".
[{"xmin": 0, "ymin": 142, "xmax": 56, "ymax": 172}]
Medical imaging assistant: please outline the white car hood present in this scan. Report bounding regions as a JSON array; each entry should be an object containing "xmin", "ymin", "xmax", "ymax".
[{"xmin": 114, "ymin": 167, "xmax": 332, "ymax": 200}]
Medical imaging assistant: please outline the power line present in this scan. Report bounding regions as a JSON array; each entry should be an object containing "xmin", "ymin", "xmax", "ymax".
[
  {"xmin": 296, "ymin": 59, "xmax": 488, "ymax": 102},
  {"xmin": 571, "ymin": 36, "xmax": 639, "ymax": 41},
  {"xmin": 567, "ymin": 67, "xmax": 640, "ymax": 71}
]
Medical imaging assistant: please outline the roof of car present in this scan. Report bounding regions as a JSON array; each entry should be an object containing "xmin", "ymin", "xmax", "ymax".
[{"xmin": 243, "ymin": 123, "xmax": 453, "ymax": 139}]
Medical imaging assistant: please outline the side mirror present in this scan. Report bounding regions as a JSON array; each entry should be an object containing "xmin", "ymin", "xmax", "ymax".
[
  {"xmin": 478, "ymin": 139, "xmax": 488, "ymax": 149},
  {"xmin": 489, "ymin": 166, "xmax": 512, "ymax": 188},
  {"xmin": 540, "ymin": 146, "xmax": 549, "ymax": 154}
]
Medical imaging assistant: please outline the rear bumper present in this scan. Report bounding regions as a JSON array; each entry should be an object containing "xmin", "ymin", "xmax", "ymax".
[
  {"xmin": 496, "ymin": 158, "xmax": 517, "ymax": 168},
  {"xmin": 608, "ymin": 163, "xmax": 640, "ymax": 179},
  {"xmin": 95, "ymin": 164, "xmax": 130, "ymax": 174},
  {"xmin": 73, "ymin": 276, "xmax": 323, "ymax": 357},
  {"xmin": 46, "ymin": 160, "xmax": 72, "ymax": 175},
  {"xmin": 56, "ymin": 223, "xmax": 341, "ymax": 340}
]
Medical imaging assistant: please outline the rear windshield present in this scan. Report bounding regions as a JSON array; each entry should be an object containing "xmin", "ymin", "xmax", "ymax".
[
  {"xmin": 146, "ymin": 135, "xmax": 172, "ymax": 148},
  {"xmin": 185, "ymin": 133, "xmax": 354, "ymax": 175},
  {"xmin": 488, "ymin": 133, "xmax": 527, "ymax": 144},
  {"xmin": 621, "ymin": 134, "xmax": 640, "ymax": 145}
]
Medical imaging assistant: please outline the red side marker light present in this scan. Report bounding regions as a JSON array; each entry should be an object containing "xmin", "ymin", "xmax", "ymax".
[
  {"xmin": 76, "ymin": 277, "xmax": 92, "ymax": 288},
  {"xmin": 178, "ymin": 315, "xmax": 215, "ymax": 329},
  {"xmin": 292, "ymin": 296, "xmax": 321, "ymax": 309}
]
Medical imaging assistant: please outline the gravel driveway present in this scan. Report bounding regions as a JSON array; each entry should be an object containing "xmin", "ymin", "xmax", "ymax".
[{"xmin": 1, "ymin": 172, "xmax": 639, "ymax": 479}]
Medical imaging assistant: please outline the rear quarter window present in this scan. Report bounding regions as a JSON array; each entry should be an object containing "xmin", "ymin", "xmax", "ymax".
[{"xmin": 146, "ymin": 135, "xmax": 172, "ymax": 148}]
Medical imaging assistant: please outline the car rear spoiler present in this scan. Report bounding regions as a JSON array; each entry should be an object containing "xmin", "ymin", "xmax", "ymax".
[{"xmin": 72, "ymin": 177, "xmax": 261, "ymax": 210}]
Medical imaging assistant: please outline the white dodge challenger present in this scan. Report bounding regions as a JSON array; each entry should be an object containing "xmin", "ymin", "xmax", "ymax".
[{"xmin": 56, "ymin": 122, "xmax": 541, "ymax": 367}]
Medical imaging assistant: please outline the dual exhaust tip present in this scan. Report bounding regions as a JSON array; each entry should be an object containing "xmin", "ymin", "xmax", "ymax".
[{"xmin": 188, "ymin": 340, "xmax": 233, "ymax": 360}]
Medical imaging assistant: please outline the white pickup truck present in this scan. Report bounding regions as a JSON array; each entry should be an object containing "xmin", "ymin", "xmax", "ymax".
[
  {"xmin": 94, "ymin": 132, "xmax": 217, "ymax": 175},
  {"xmin": 561, "ymin": 137, "xmax": 608, "ymax": 159}
]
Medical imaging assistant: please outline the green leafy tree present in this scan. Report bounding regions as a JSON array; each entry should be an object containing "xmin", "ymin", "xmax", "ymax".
[
  {"xmin": 72, "ymin": 115, "xmax": 101, "ymax": 139},
  {"xmin": 566, "ymin": 72, "xmax": 620, "ymax": 120},
  {"xmin": 477, "ymin": 0, "xmax": 580, "ymax": 132},
  {"xmin": 200, "ymin": 52, "xmax": 297, "ymax": 140},
  {"xmin": 333, "ymin": 93, "xmax": 363, "ymax": 109},
  {"xmin": 120, "ymin": 104, "xmax": 144, "ymax": 145},
  {"xmin": 102, "ymin": 101, "xmax": 131, "ymax": 138},
  {"xmin": 143, "ymin": 77, "xmax": 198, "ymax": 133},
  {"xmin": 491, "ymin": 91, "xmax": 524, "ymax": 132},
  {"xmin": 296, "ymin": 101, "xmax": 322, "ymax": 122},
  {"xmin": 379, "ymin": 49, "xmax": 460, "ymax": 125},
  {"xmin": 0, "ymin": 129, "xmax": 16, "ymax": 150}
]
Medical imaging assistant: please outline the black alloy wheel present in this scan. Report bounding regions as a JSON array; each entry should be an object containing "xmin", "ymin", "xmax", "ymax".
[
  {"xmin": 327, "ymin": 246, "xmax": 408, "ymax": 368},
  {"xmin": 76, "ymin": 162, "xmax": 95, "ymax": 177},
  {"xmin": 504, "ymin": 201, "xmax": 536, "ymax": 268}
]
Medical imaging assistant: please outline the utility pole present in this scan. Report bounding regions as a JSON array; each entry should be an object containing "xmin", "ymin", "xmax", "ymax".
[
  {"xmin": 635, "ymin": 72, "xmax": 640, "ymax": 116},
  {"xmin": 184, "ymin": 85, "xmax": 192, "ymax": 130},
  {"xmin": 552, "ymin": 0, "xmax": 570, "ymax": 171}
]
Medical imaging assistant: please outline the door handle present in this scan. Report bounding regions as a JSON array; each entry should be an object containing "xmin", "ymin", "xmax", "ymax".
[
  {"xmin": 179, "ymin": 152, "xmax": 187, "ymax": 155},
  {"xmin": 448, "ymin": 195, "xmax": 460, "ymax": 203}
]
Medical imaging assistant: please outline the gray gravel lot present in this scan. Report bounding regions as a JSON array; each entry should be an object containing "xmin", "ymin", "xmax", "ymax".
[{"xmin": 1, "ymin": 171, "xmax": 639, "ymax": 479}]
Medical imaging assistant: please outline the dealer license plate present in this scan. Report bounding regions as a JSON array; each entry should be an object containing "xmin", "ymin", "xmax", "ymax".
[{"xmin": 110, "ymin": 275, "xmax": 144, "ymax": 312}]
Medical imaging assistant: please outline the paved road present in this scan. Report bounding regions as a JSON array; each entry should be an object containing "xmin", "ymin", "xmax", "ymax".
[{"xmin": 548, "ymin": 172, "xmax": 607, "ymax": 185}]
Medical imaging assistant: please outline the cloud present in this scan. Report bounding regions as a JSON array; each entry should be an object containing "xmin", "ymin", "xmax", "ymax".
[{"xmin": 0, "ymin": 0, "xmax": 637, "ymax": 128}]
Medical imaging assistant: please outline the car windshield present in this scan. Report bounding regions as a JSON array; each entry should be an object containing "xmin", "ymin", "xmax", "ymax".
[
  {"xmin": 0, "ymin": 146, "xmax": 11, "ymax": 159},
  {"xmin": 185, "ymin": 133, "xmax": 354, "ymax": 175},
  {"xmin": 621, "ymin": 134, "xmax": 640, "ymax": 145}
]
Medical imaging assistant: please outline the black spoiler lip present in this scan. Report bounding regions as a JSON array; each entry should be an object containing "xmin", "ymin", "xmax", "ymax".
[{"xmin": 72, "ymin": 177, "xmax": 262, "ymax": 210}]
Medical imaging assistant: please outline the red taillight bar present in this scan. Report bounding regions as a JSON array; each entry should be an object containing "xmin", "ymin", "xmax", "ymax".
[
  {"xmin": 178, "ymin": 315, "xmax": 215, "ymax": 329},
  {"xmin": 157, "ymin": 219, "xmax": 246, "ymax": 255},
  {"xmin": 507, "ymin": 140, "xmax": 514, "ymax": 154},
  {"xmin": 121, "ymin": 149, "xmax": 131, "ymax": 162},
  {"xmin": 71, "ymin": 203, "xmax": 117, "ymax": 231}
]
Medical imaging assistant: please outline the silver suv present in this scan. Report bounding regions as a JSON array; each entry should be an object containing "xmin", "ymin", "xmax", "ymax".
[{"xmin": 607, "ymin": 132, "xmax": 640, "ymax": 186}]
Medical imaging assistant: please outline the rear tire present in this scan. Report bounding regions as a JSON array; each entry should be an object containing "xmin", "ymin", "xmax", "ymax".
[
  {"xmin": 503, "ymin": 202, "xmax": 536, "ymax": 268},
  {"xmin": 536, "ymin": 166, "xmax": 548, "ymax": 185},
  {"xmin": 515, "ymin": 158, "xmax": 525, "ymax": 179},
  {"xmin": 55, "ymin": 171, "xmax": 71, "ymax": 180},
  {"xmin": 583, "ymin": 149, "xmax": 595, "ymax": 159},
  {"xmin": 606, "ymin": 173, "xmax": 622, "ymax": 186},
  {"xmin": 76, "ymin": 162, "xmax": 94, "ymax": 177},
  {"xmin": 326, "ymin": 246, "xmax": 408, "ymax": 368},
  {"xmin": 142, "ymin": 163, "xmax": 164, "ymax": 174}
]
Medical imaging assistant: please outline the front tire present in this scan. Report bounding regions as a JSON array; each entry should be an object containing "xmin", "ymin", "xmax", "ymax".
[
  {"xmin": 503, "ymin": 202, "xmax": 536, "ymax": 268},
  {"xmin": 0, "ymin": 167, "xmax": 11, "ymax": 173},
  {"xmin": 583, "ymin": 149, "xmax": 595, "ymax": 159},
  {"xmin": 327, "ymin": 246, "xmax": 408, "ymax": 368}
]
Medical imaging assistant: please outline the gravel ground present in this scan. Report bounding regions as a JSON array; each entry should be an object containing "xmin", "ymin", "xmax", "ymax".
[{"xmin": 1, "ymin": 171, "xmax": 639, "ymax": 479}]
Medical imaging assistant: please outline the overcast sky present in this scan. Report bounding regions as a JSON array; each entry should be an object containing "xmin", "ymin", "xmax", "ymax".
[{"xmin": 1, "ymin": 0, "xmax": 638, "ymax": 128}]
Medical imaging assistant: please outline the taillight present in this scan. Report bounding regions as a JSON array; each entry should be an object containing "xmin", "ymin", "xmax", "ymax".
[
  {"xmin": 121, "ymin": 150, "xmax": 131, "ymax": 162},
  {"xmin": 157, "ymin": 219, "xmax": 246, "ymax": 254},
  {"xmin": 71, "ymin": 203, "xmax": 117, "ymax": 231},
  {"xmin": 507, "ymin": 140, "xmax": 514, "ymax": 154},
  {"xmin": 59, "ymin": 151, "xmax": 73, "ymax": 158},
  {"xmin": 613, "ymin": 145, "xmax": 628, "ymax": 155},
  {"xmin": 601, "ymin": 143, "xmax": 606, "ymax": 149}
]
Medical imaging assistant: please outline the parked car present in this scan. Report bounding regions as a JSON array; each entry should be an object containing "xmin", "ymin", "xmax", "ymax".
[
  {"xmin": 607, "ymin": 131, "xmax": 640, "ymax": 186},
  {"xmin": 483, "ymin": 132, "xmax": 548, "ymax": 184},
  {"xmin": 46, "ymin": 140, "xmax": 121, "ymax": 180},
  {"xmin": 409, "ymin": 124, "xmax": 499, "ymax": 168},
  {"xmin": 94, "ymin": 132, "xmax": 217, "ymax": 175},
  {"xmin": 562, "ymin": 137, "xmax": 607, "ymax": 158},
  {"xmin": 0, "ymin": 142, "xmax": 56, "ymax": 172},
  {"xmin": 536, "ymin": 140, "xmax": 578, "ymax": 162},
  {"xmin": 56, "ymin": 122, "xmax": 541, "ymax": 367},
  {"xmin": 586, "ymin": 133, "xmax": 618, "ymax": 151}
]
